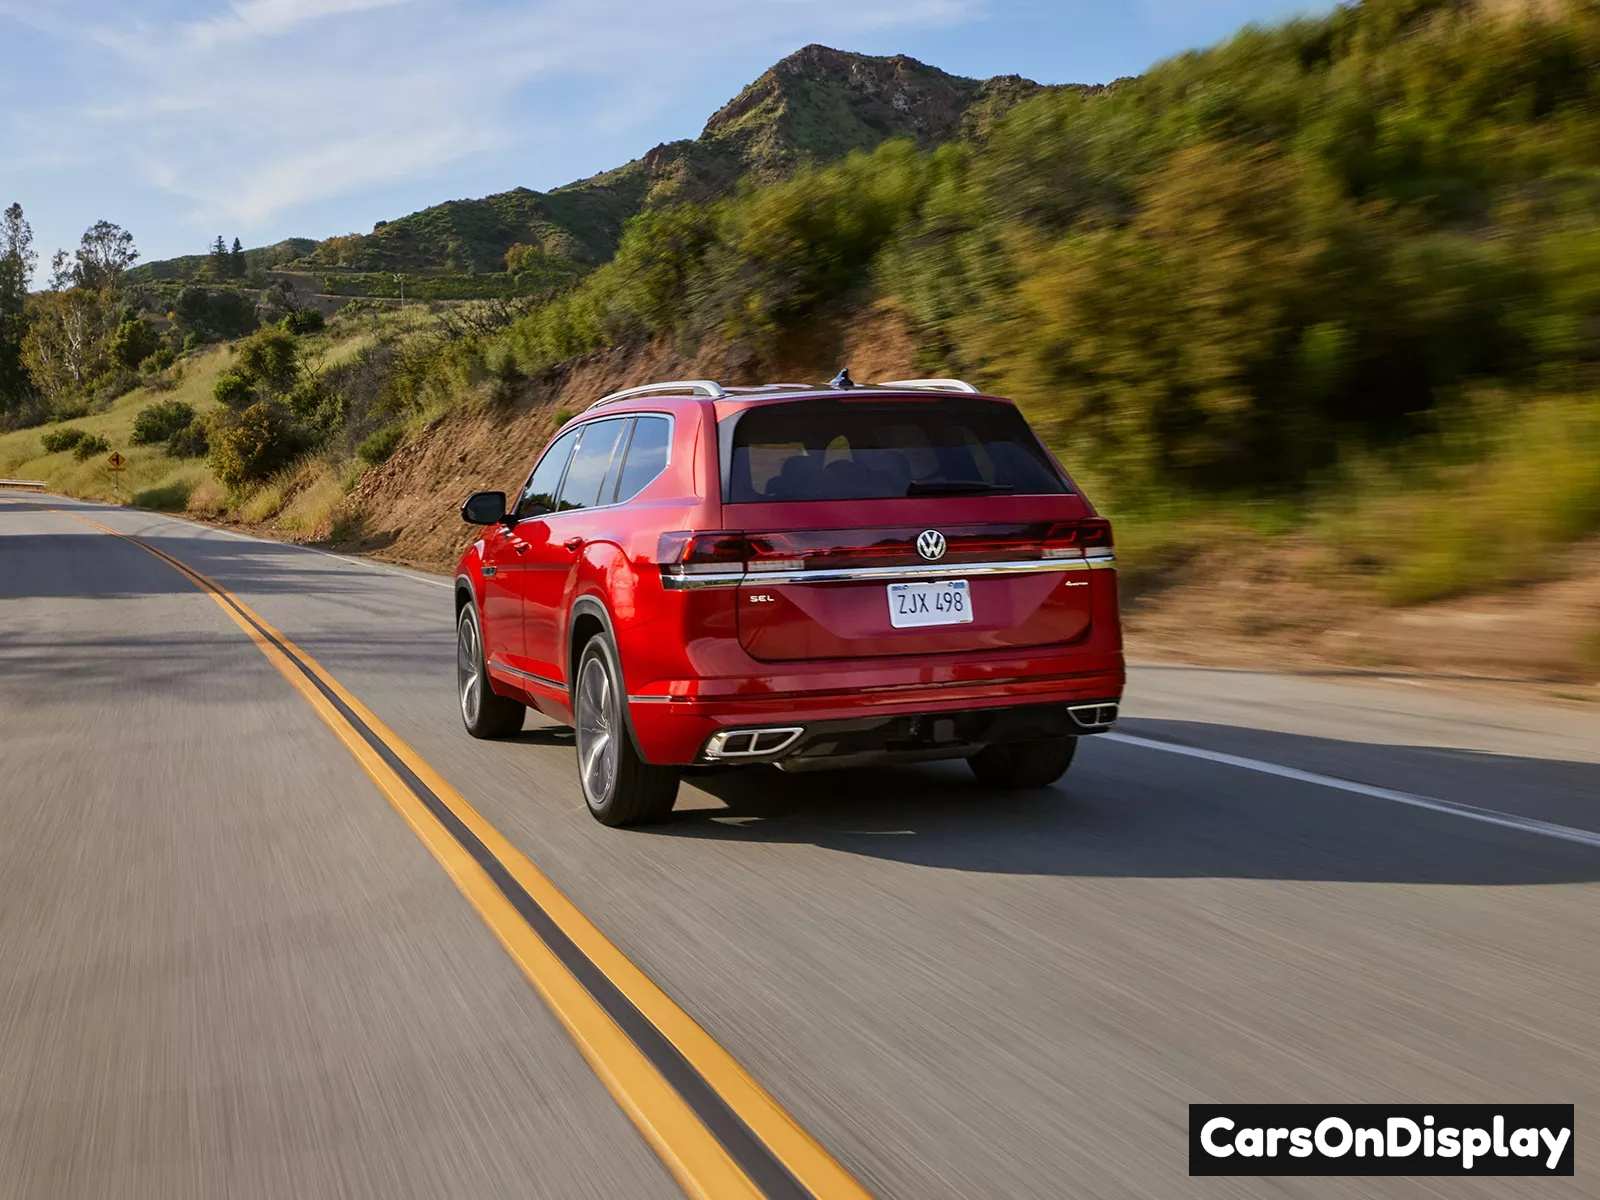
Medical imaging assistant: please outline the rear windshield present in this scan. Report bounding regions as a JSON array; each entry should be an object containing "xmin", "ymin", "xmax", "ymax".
[{"xmin": 725, "ymin": 401, "xmax": 1068, "ymax": 503}]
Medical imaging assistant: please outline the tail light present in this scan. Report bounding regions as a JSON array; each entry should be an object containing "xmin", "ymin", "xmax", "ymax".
[
  {"xmin": 658, "ymin": 531, "xmax": 747, "ymax": 575},
  {"xmin": 655, "ymin": 532, "xmax": 808, "ymax": 575},
  {"xmin": 1042, "ymin": 518, "xmax": 1112, "ymax": 559}
]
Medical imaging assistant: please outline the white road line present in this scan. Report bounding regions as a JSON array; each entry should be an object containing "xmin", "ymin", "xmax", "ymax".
[{"xmin": 1103, "ymin": 732, "xmax": 1600, "ymax": 850}]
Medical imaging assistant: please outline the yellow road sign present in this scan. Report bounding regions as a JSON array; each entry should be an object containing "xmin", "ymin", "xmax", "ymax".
[{"xmin": 107, "ymin": 452, "xmax": 126, "ymax": 470}]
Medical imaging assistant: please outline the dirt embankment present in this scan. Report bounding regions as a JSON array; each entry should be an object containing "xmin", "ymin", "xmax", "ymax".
[{"xmin": 294, "ymin": 307, "xmax": 1598, "ymax": 692}]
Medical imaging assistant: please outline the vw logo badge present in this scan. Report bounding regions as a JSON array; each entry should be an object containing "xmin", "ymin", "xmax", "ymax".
[{"xmin": 916, "ymin": 529, "xmax": 947, "ymax": 561}]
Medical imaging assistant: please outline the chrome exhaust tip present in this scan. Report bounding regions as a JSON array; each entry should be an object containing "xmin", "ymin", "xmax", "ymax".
[
  {"xmin": 1068, "ymin": 702, "xmax": 1119, "ymax": 730},
  {"xmin": 703, "ymin": 727, "xmax": 805, "ymax": 760}
]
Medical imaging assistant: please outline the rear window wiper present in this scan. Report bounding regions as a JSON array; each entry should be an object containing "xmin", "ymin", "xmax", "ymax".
[{"xmin": 905, "ymin": 480, "xmax": 1016, "ymax": 496}]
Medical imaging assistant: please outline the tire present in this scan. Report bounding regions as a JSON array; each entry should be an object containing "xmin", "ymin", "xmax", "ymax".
[
  {"xmin": 967, "ymin": 736, "xmax": 1077, "ymax": 789},
  {"xmin": 573, "ymin": 634, "xmax": 679, "ymax": 826},
  {"xmin": 456, "ymin": 605, "xmax": 525, "ymax": 739}
]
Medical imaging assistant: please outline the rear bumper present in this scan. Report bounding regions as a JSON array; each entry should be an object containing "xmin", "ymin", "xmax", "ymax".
[
  {"xmin": 626, "ymin": 659, "xmax": 1124, "ymax": 765},
  {"xmin": 754, "ymin": 701, "xmax": 1118, "ymax": 772}
]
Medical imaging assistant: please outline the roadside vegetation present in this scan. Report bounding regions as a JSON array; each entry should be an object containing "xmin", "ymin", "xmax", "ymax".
[{"xmin": 1, "ymin": 0, "xmax": 1596, "ymax": 644}]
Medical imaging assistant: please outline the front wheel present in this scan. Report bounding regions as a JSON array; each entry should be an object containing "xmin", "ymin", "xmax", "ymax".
[
  {"xmin": 457, "ymin": 606, "xmax": 524, "ymax": 738},
  {"xmin": 573, "ymin": 635, "xmax": 679, "ymax": 827},
  {"xmin": 967, "ymin": 737, "xmax": 1077, "ymax": 789}
]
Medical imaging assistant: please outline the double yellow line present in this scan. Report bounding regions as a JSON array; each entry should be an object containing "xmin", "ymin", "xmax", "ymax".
[{"xmin": 72, "ymin": 512, "xmax": 869, "ymax": 1200}]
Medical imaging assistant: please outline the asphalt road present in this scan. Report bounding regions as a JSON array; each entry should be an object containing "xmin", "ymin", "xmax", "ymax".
[{"xmin": 2, "ymin": 492, "xmax": 1596, "ymax": 1199}]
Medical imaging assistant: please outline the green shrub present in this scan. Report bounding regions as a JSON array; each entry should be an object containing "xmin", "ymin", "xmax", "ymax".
[
  {"xmin": 281, "ymin": 309, "xmax": 325, "ymax": 335},
  {"xmin": 72, "ymin": 433, "xmax": 111, "ymax": 461},
  {"xmin": 209, "ymin": 401, "xmax": 302, "ymax": 487},
  {"xmin": 488, "ymin": 353, "xmax": 524, "ymax": 406},
  {"xmin": 287, "ymin": 376, "xmax": 342, "ymax": 444},
  {"xmin": 357, "ymin": 423, "xmax": 405, "ymax": 465},
  {"xmin": 140, "ymin": 346, "xmax": 177, "ymax": 374},
  {"xmin": 235, "ymin": 327, "xmax": 300, "ymax": 395},
  {"xmin": 166, "ymin": 420, "xmax": 210, "ymax": 458},
  {"xmin": 131, "ymin": 399, "xmax": 197, "ymax": 445},
  {"xmin": 111, "ymin": 318, "xmax": 160, "ymax": 370},
  {"xmin": 213, "ymin": 370, "xmax": 254, "ymax": 410},
  {"xmin": 40, "ymin": 426, "xmax": 87, "ymax": 454}
]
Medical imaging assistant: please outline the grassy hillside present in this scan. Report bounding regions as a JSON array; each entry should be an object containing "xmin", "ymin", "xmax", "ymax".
[{"xmin": 0, "ymin": 347, "xmax": 233, "ymax": 504}]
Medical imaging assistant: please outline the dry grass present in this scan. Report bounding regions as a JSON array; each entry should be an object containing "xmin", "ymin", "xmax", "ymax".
[
  {"xmin": 185, "ymin": 476, "xmax": 230, "ymax": 517},
  {"xmin": 238, "ymin": 478, "xmax": 289, "ymax": 523},
  {"xmin": 276, "ymin": 460, "xmax": 345, "ymax": 535}
]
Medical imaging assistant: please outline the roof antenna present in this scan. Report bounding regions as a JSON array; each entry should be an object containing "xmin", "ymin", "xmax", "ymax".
[{"xmin": 829, "ymin": 367, "xmax": 854, "ymax": 390}]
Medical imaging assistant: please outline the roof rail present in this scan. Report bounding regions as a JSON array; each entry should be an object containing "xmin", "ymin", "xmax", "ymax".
[
  {"xmin": 589, "ymin": 379, "xmax": 727, "ymax": 410},
  {"xmin": 874, "ymin": 378, "xmax": 981, "ymax": 394}
]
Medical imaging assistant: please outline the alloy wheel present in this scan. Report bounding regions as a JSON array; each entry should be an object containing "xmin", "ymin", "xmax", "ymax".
[
  {"xmin": 576, "ymin": 654, "xmax": 617, "ymax": 805},
  {"xmin": 457, "ymin": 614, "xmax": 481, "ymax": 726}
]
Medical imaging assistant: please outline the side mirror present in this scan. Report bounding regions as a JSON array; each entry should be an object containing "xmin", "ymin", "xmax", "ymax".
[{"xmin": 460, "ymin": 490, "xmax": 507, "ymax": 525}]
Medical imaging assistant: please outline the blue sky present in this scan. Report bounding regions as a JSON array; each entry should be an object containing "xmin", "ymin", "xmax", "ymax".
[{"xmin": 1, "ymin": 0, "xmax": 1337, "ymax": 269}]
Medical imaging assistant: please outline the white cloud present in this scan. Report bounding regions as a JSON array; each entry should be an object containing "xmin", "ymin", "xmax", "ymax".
[{"xmin": 176, "ymin": 0, "xmax": 417, "ymax": 50}]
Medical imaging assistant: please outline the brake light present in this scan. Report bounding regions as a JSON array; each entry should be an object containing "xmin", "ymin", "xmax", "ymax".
[
  {"xmin": 658, "ymin": 531, "xmax": 747, "ymax": 573},
  {"xmin": 1041, "ymin": 518, "xmax": 1113, "ymax": 558}
]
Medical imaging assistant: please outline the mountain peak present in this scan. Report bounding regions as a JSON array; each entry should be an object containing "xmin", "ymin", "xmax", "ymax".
[{"xmin": 700, "ymin": 45, "xmax": 1003, "ymax": 168}]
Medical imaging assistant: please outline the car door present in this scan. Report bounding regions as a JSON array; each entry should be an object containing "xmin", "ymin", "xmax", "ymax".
[
  {"xmin": 521, "ymin": 416, "xmax": 633, "ymax": 683},
  {"xmin": 487, "ymin": 426, "xmax": 578, "ymax": 676}
]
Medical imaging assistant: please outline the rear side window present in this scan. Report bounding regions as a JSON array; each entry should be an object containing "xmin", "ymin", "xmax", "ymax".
[
  {"xmin": 726, "ymin": 401, "xmax": 1068, "ymax": 503},
  {"xmin": 612, "ymin": 416, "xmax": 671, "ymax": 504},
  {"xmin": 517, "ymin": 427, "xmax": 579, "ymax": 517},
  {"xmin": 557, "ymin": 418, "xmax": 628, "ymax": 512}
]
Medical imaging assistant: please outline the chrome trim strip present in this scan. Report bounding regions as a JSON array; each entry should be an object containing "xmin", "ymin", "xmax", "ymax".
[
  {"xmin": 489, "ymin": 660, "xmax": 568, "ymax": 692},
  {"xmin": 661, "ymin": 554, "xmax": 1116, "ymax": 589},
  {"xmin": 625, "ymin": 695, "xmax": 674, "ymax": 704}
]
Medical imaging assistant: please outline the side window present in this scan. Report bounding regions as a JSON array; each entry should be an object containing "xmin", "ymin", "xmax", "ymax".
[
  {"xmin": 612, "ymin": 416, "xmax": 672, "ymax": 504},
  {"xmin": 517, "ymin": 427, "xmax": 579, "ymax": 518},
  {"xmin": 556, "ymin": 419, "xmax": 628, "ymax": 513}
]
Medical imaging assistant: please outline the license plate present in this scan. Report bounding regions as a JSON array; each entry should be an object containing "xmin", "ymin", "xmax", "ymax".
[{"xmin": 887, "ymin": 580, "xmax": 973, "ymax": 628}]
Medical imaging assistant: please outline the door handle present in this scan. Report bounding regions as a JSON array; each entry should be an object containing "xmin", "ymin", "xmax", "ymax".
[
  {"xmin": 563, "ymin": 537, "xmax": 584, "ymax": 552},
  {"xmin": 514, "ymin": 543, "xmax": 529, "ymax": 554}
]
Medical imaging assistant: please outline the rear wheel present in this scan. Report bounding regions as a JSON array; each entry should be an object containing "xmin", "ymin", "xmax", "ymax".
[
  {"xmin": 574, "ymin": 635, "xmax": 679, "ymax": 826},
  {"xmin": 967, "ymin": 737, "xmax": 1077, "ymax": 789},
  {"xmin": 457, "ymin": 606, "xmax": 524, "ymax": 738}
]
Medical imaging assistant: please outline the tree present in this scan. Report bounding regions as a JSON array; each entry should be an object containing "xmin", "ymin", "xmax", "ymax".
[
  {"xmin": 73, "ymin": 221, "xmax": 138, "ymax": 291},
  {"xmin": 230, "ymin": 237, "xmax": 247, "ymax": 278},
  {"xmin": 0, "ymin": 202, "xmax": 36, "ymax": 410},
  {"xmin": 19, "ymin": 287, "xmax": 118, "ymax": 402},
  {"xmin": 207, "ymin": 235, "xmax": 229, "ymax": 280},
  {"xmin": 46, "ymin": 249, "xmax": 75, "ymax": 291}
]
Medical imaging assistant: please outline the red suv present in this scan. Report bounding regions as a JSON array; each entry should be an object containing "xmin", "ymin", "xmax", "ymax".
[{"xmin": 454, "ymin": 375, "xmax": 1123, "ymax": 826}]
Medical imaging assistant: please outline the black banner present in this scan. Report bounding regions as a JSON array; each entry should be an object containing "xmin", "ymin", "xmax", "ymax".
[{"xmin": 1189, "ymin": 1104, "xmax": 1574, "ymax": 1176}]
